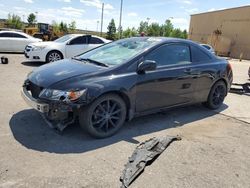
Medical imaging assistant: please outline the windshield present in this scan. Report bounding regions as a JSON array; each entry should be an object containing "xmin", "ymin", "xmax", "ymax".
[
  {"xmin": 77, "ymin": 37, "xmax": 162, "ymax": 66},
  {"xmin": 54, "ymin": 35, "xmax": 75, "ymax": 43}
]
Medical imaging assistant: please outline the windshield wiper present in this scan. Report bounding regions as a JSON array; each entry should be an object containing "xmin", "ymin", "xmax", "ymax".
[{"xmin": 72, "ymin": 57, "xmax": 109, "ymax": 67}]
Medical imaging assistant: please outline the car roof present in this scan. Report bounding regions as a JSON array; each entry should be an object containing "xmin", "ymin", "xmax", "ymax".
[
  {"xmin": 123, "ymin": 37, "xmax": 216, "ymax": 59},
  {"xmin": 0, "ymin": 30, "xmax": 31, "ymax": 38},
  {"xmin": 65, "ymin": 34, "xmax": 111, "ymax": 42},
  {"xmin": 120, "ymin": 37, "xmax": 202, "ymax": 47},
  {"xmin": 144, "ymin": 37, "xmax": 199, "ymax": 44},
  {"xmin": 201, "ymin": 43, "xmax": 212, "ymax": 47}
]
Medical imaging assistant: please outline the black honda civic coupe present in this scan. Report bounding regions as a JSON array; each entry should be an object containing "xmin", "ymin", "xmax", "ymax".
[{"xmin": 22, "ymin": 37, "xmax": 233, "ymax": 138}]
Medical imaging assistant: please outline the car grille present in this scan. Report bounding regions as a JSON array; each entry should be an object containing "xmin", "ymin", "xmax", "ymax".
[{"xmin": 26, "ymin": 81, "xmax": 43, "ymax": 99}]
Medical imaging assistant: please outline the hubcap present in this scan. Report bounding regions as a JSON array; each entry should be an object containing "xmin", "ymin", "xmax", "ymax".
[
  {"xmin": 212, "ymin": 85, "xmax": 225, "ymax": 106},
  {"xmin": 48, "ymin": 52, "xmax": 61, "ymax": 62},
  {"xmin": 91, "ymin": 99, "xmax": 122, "ymax": 133}
]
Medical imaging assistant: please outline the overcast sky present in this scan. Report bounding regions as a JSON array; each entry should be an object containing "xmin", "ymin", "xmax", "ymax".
[{"xmin": 0, "ymin": 0, "xmax": 249, "ymax": 32}]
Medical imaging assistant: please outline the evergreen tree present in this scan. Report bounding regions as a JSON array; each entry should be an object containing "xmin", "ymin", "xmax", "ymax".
[
  {"xmin": 27, "ymin": 13, "xmax": 36, "ymax": 26},
  {"xmin": 163, "ymin": 19, "xmax": 174, "ymax": 37},
  {"xmin": 68, "ymin": 21, "xmax": 76, "ymax": 33},
  {"xmin": 107, "ymin": 19, "xmax": 117, "ymax": 40}
]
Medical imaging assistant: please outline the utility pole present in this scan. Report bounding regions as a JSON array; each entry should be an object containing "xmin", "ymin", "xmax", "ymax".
[
  {"xmin": 100, "ymin": 3, "xmax": 104, "ymax": 37},
  {"xmin": 118, "ymin": 0, "xmax": 123, "ymax": 39},
  {"xmin": 35, "ymin": 11, "xmax": 38, "ymax": 23},
  {"xmin": 97, "ymin": 20, "xmax": 100, "ymax": 32}
]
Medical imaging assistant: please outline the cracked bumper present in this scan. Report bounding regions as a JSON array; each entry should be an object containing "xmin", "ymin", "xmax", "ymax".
[
  {"xmin": 21, "ymin": 87, "xmax": 76, "ymax": 131},
  {"xmin": 21, "ymin": 87, "xmax": 49, "ymax": 113}
]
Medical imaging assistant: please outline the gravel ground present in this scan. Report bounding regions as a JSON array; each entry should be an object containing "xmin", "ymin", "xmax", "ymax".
[{"xmin": 0, "ymin": 54, "xmax": 249, "ymax": 188}]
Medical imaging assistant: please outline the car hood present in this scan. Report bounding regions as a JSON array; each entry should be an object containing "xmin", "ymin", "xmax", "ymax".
[
  {"xmin": 30, "ymin": 41, "xmax": 60, "ymax": 47},
  {"xmin": 28, "ymin": 59, "xmax": 105, "ymax": 88},
  {"xmin": 30, "ymin": 38, "xmax": 42, "ymax": 42}
]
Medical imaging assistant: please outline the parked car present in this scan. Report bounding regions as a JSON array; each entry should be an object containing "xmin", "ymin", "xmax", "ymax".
[
  {"xmin": 22, "ymin": 37, "xmax": 233, "ymax": 138},
  {"xmin": 0, "ymin": 31, "xmax": 42, "ymax": 52},
  {"xmin": 24, "ymin": 34, "xmax": 111, "ymax": 63},
  {"xmin": 201, "ymin": 44, "xmax": 216, "ymax": 54},
  {"xmin": 248, "ymin": 66, "xmax": 250, "ymax": 78}
]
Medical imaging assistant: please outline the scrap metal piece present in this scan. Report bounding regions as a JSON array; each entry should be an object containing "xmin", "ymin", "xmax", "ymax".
[
  {"xmin": 230, "ymin": 83, "xmax": 250, "ymax": 95},
  {"xmin": 120, "ymin": 135, "xmax": 181, "ymax": 188},
  {"xmin": 1, "ymin": 56, "xmax": 8, "ymax": 64}
]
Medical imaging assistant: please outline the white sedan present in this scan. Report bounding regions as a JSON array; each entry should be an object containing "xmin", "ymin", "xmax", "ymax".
[
  {"xmin": 24, "ymin": 34, "xmax": 111, "ymax": 63},
  {"xmin": 0, "ymin": 31, "xmax": 42, "ymax": 52}
]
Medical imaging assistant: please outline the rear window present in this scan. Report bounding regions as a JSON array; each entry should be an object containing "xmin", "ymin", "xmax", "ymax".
[
  {"xmin": 191, "ymin": 45, "xmax": 212, "ymax": 63},
  {"xmin": 202, "ymin": 45, "xmax": 211, "ymax": 50}
]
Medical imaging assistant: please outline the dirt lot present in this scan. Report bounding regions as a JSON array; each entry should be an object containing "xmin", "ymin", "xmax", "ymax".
[{"xmin": 0, "ymin": 54, "xmax": 250, "ymax": 188}]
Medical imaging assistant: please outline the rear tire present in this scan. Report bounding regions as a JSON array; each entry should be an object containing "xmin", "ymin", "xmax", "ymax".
[
  {"xmin": 46, "ymin": 51, "xmax": 63, "ymax": 63},
  {"xmin": 79, "ymin": 94, "xmax": 126, "ymax": 138},
  {"xmin": 204, "ymin": 81, "xmax": 227, "ymax": 109}
]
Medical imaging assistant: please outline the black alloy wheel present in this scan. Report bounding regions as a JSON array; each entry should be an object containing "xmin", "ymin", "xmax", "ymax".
[
  {"xmin": 205, "ymin": 81, "xmax": 227, "ymax": 109},
  {"xmin": 79, "ymin": 94, "xmax": 126, "ymax": 138}
]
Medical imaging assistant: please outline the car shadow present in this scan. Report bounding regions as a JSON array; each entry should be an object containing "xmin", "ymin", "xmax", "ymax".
[
  {"xmin": 9, "ymin": 104, "xmax": 228, "ymax": 154},
  {"xmin": 21, "ymin": 61, "xmax": 46, "ymax": 67},
  {"xmin": 0, "ymin": 52, "xmax": 24, "ymax": 54}
]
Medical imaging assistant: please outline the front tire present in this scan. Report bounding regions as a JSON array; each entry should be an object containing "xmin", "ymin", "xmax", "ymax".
[
  {"xmin": 79, "ymin": 94, "xmax": 126, "ymax": 138},
  {"xmin": 205, "ymin": 81, "xmax": 227, "ymax": 109},
  {"xmin": 46, "ymin": 51, "xmax": 63, "ymax": 63}
]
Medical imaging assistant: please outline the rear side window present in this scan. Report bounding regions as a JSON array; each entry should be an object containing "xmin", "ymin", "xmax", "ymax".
[
  {"xmin": 11, "ymin": 33, "xmax": 27, "ymax": 38},
  {"xmin": 89, "ymin": 37, "xmax": 104, "ymax": 44},
  {"xmin": 191, "ymin": 45, "xmax": 211, "ymax": 63},
  {"xmin": 145, "ymin": 44, "xmax": 191, "ymax": 67}
]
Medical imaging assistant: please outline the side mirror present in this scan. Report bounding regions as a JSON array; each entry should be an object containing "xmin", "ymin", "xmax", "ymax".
[{"xmin": 137, "ymin": 60, "xmax": 157, "ymax": 74}]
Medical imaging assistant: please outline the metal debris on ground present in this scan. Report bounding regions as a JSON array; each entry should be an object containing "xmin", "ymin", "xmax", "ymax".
[
  {"xmin": 1, "ymin": 56, "xmax": 8, "ymax": 64},
  {"xmin": 120, "ymin": 135, "xmax": 181, "ymax": 188},
  {"xmin": 230, "ymin": 83, "xmax": 250, "ymax": 95}
]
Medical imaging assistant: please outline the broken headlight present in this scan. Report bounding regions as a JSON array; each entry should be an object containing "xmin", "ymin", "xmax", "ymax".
[{"xmin": 39, "ymin": 89, "xmax": 87, "ymax": 102}]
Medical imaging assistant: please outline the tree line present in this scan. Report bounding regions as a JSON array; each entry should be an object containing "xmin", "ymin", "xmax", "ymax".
[
  {"xmin": 5, "ymin": 13, "xmax": 76, "ymax": 33},
  {"xmin": 107, "ymin": 19, "xmax": 188, "ymax": 40},
  {"xmin": 5, "ymin": 13, "xmax": 188, "ymax": 40}
]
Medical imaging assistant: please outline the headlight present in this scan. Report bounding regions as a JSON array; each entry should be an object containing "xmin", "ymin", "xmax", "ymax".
[
  {"xmin": 32, "ymin": 46, "xmax": 47, "ymax": 51},
  {"xmin": 39, "ymin": 89, "xmax": 87, "ymax": 102}
]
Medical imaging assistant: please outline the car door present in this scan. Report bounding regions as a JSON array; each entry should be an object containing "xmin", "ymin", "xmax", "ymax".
[
  {"xmin": 88, "ymin": 36, "xmax": 105, "ymax": 50},
  {"xmin": 65, "ymin": 35, "xmax": 90, "ymax": 58},
  {"xmin": 11, "ymin": 33, "xmax": 29, "ymax": 52},
  {"xmin": 0, "ymin": 32, "xmax": 14, "ymax": 52},
  {"xmin": 0, "ymin": 33, "xmax": 7, "ymax": 52},
  {"xmin": 135, "ymin": 43, "xmax": 199, "ymax": 112},
  {"xmin": 190, "ymin": 44, "xmax": 217, "ymax": 102}
]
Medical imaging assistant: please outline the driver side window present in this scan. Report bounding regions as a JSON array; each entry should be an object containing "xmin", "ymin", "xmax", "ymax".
[{"xmin": 145, "ymin": 44, "xmax": 191, "ymax": 67}]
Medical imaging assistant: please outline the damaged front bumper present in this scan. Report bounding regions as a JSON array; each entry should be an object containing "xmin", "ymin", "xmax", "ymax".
[{"xmin": 21, "ymin": 87, "xmax": 79, "ymax": 131}]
